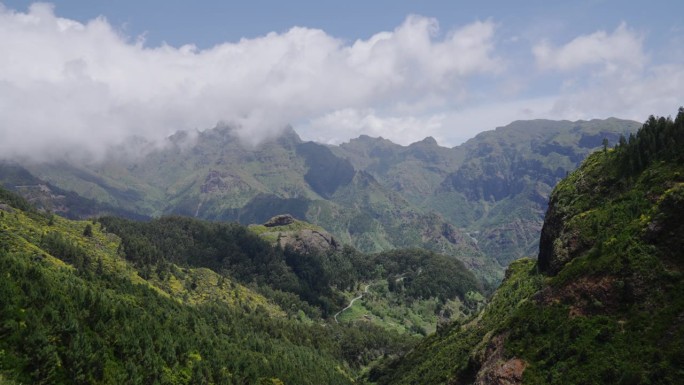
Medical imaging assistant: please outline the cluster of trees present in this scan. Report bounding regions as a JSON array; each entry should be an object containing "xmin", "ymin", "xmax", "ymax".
[
  {"xmin": 374, "ymin": 249, "xmax": 480, "ymax": 302},
  {"xmin": 614, "ymin": 107, "xmax": 684, "ymax": 174},
  {"xmin": 40, "ymin": 231, "xmax": 93, "ymax": 271},
  {"xmin": 0, "ymin": 192, "xmax": 420, "ymax": 384}
]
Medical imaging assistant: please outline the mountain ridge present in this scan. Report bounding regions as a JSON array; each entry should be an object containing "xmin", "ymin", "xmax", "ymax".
[{"xmin": 2, "ymin": 117, "xmax": 641, "ymax": 285}]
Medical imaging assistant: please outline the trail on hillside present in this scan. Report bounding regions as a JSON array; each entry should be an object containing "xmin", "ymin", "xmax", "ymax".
[{"xmin": 334, "ymin": 284, "xmax": 370, "ymax": 323}]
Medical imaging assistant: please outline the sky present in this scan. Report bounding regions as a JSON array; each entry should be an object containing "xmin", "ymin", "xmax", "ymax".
[{"xmin": 0, "ymin": 1, "xmax": 683, "ymax": 161}]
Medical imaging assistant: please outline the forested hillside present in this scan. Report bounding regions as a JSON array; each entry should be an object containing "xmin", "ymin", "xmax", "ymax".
[
  {"xmin": 0, "ymin": 185, "xmax": 482, "ymax": 384},
  {"xmin": 372, "ymin": 108, "xmax": 684, "ymax": 384}
]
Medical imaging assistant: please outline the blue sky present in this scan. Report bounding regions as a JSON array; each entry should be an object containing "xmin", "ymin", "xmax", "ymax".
[{"xmin": 0, "ymin": 1, "xmax": 682, "ymax": 159}]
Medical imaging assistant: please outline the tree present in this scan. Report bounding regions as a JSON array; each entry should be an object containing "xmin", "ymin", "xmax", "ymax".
[
  {"xmin": 83, "ymin": 224, "xmax": 93, "ymax": 237},
  {"xmin": 602, "ymin": 138, "xmax": 609, "ymax": 153}
]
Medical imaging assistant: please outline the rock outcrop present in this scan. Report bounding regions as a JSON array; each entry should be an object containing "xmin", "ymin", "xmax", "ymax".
[
  {"xmin": 259, "ymin": 214, "xmax": 340, "ymax": 254},
  {"xmin": 263, "ymin": 214, "xmax": 296, "ymax": 227}
]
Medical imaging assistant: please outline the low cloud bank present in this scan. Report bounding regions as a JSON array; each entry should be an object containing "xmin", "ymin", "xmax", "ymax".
[{"xmin": 0, "ymin": 3, "xmax": 499, "ymax": 161}]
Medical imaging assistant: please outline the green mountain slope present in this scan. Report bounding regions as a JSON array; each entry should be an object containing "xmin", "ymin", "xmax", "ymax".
[
  {"xmin": 372, "ymin": 109, "xmax": 684, "ymax": 384},
  {"xmin": 0, "ymin": 162, "xmax": 147, "ymax": 220},
  {"xmin": 332, "ymin": 135, "xmax": 465, "ymax": 205},
  {"xmin": 432, "ymin": 118, "xmax": 641, "ymax": 266}
]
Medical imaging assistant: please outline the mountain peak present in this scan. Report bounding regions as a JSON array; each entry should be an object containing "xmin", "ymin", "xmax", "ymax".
[
  {"xmin": 410, "ymin": 136, "xmax": 438, "ymax": 147},
  {"xmin": 277, "ymin": 124, "xmax": 302, "ymax": 145}
]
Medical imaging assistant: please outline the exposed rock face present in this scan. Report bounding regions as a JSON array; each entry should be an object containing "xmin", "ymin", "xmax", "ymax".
[
  {"xmin": 260, "ymin": 214, "xmax": 340, "ymax": 254},
  {"xmin": 263, "ymin": 214, "xmax": 296, "ymax": 227},
  {"xmin": 537, "ymin": 161, "xmax": 611, "ymax": 276},
  {"xmin": 277, "ymin": 229, "xmax": 340, "ymax": 254},
  {"xmin": 474, "ymin": 334, "xmax": 526, "ymax": 385},
  {"xmin": 200, "ymin": 170, "xmax": 251, "ymax": 194},
  {"xmin": 536, "ymin": 192, "xmax": 564, "ymax": 274},
  {"xmin": 538, "ymin": 275, "xmax": 619, "ymax": 317}
]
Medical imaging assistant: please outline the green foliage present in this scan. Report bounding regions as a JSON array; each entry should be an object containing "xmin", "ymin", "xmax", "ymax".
[
  {"xmin": 0, "ymin": 185, "xmax": 35, "ymax": 213},
  {"xmin": 372, "ymin": 248, "xmax": 481, "ymax": 301},
  {"xmin": 82, "ymin": 223, "xmax": 93, "ymax": 237},
  {"xmin": 612, "ymin": 108, "xmax": 684, "ymax": 175},
  {"xmin": 98, "ymin": 215, "xmax": 483, "ymax": 323},
  {"xmin": 40, "ymin": 231, "xmax": 91, "ymax": 270},
  {"xmin": 99, "ymin": 215, "xmax": 344, "ymax": 315}
]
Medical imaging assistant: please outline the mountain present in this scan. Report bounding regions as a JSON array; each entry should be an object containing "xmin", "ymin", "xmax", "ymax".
[
  {"xmin": 0, "ymin": 162, "xmax": 147, "ymax": 220},
  {"xmin": 370, "ymin": 109, "xmax": 684, "ymax": 384},
  {"xmin": 334, "ymin": 118, "xmax": 641, "ymax": 268},
  {"xmin": 3, "ymin": 118, "xmax": 640, "ymax": 285},
  {"xmin": 435, "ymin": 118, "xmax": 640, "ymax": 267},
  {"xmin": 11, "ymin": 124, "xmax": 499, "ymax": 285},
  {"xmin": 332, "ymin": 135, "xmax": 465, "ymax": 205}
]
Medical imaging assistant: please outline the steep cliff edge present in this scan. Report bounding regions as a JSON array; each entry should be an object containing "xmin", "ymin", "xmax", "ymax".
[{"xmin": 372, "ymin": 108, "xmax": 684, "ymax": 384}]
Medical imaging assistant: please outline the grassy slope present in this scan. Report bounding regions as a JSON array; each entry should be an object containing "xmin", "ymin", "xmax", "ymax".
[{"xmin": 369, "ymin": 258, "xmax": 540, "ymax": 384}]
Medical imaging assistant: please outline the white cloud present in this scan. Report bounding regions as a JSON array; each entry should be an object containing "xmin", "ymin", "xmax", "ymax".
[
  {"xmin": 531, "ymin": 22, "xmax": 683, "ymax": 125},
  {"xmin": 533, "ymin": 23, "xmax": 645, "ymax": 72},
  {"xmin": 549, "ymin": 63, "xmax": 684, "ymax": 121},
  {"xmin": 0, "ymin": 4, "xmax": 501, "ymax": 160},
  {"xmin": 301, "ymin": 109, "xmax": 445, "ymax": 145}
]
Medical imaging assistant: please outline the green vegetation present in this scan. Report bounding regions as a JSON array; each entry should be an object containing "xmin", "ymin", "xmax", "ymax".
[
  {"xmin": 370, "ymin": 258, "xmax": 541, "ymax": 384},
  {"xmin": 0, "ymin": 185, "xmax": 485, "ymax": 384},
  {"xmin": 372, "ymin": 108, "xmax": 684, "ymax": 384},
  {"xmin": 98, "ymin": 214, "xmax": 482, "ymax": 324}
]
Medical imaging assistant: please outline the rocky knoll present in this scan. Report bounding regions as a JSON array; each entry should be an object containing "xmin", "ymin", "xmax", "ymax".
[{"xmin": 252, "ymin": 214, "xmax": 340, "ymax": 254}]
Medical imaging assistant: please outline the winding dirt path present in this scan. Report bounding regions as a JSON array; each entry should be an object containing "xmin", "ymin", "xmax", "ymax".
[{"xmin": 334, "ymin": 284, "xmax": 370, "ymax": 323}]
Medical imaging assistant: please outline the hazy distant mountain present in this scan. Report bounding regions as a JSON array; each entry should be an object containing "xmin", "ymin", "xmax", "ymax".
[
  {"xmin": 2, "ymin": 117, "xmax": 641, "ymax": 284},
  {"xmin": 332, "ymin": 118, "xmax": 640, "ymax": 267}
]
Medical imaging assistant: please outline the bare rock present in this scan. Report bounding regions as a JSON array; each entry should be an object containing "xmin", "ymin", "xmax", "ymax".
[
  {"xmin": 264, "ymin": 214, "xmax": 296, "ymax": 227},
  {"xmin": 277, "ymin": 229, "xmax": 340, "ymax": 254},
  {"xmin": 475, "ymin": 334, "xmax": 527, "ymax": 385}
]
